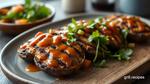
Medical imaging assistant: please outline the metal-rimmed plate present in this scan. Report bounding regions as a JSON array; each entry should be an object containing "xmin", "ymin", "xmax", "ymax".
[{"xmin": 0, "ymin": 13, "xmax": 150, "ymax": 84}]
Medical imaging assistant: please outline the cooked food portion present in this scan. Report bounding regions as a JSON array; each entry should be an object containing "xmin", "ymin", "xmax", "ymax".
[
  {"xmin": 18, "ymin": 15, "xmax": 150, "ymax": 76},
  {"xmin": 65, "ymin": 18, "xmax": 123, "ymax": 60},
  {"xmin": 18, "ymin": 31, "xmax": 85, "ymax": 76},
  {"xmin": 0, "ymin": 0, "xmax": 51, "ymax": 24},
  {"xmin": 103, "ymin": 15, "xmax": 150, "ymax": 42},
  {"xmin": 18, "ymin": 29, "xmax": 65, "ymax": 63},
  {"xmin": 18, "ymin": 42, "xmax": 35, "ymax": 63},
  {"xmin": 64, "ymin": 18, "xmax": 127, "ymax": 62}
]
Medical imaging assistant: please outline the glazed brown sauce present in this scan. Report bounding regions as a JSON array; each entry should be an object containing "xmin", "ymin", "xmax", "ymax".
[
  {"xmin": 27, "ymin": 33, "xmax": 80, "ymax": 68},
  {"xmin": 65, "ymin": 47, "xmax": 78, "ymax": 57},
  {"xmin": 50, "ymin": 50, "xmax": 61, "ymax": 58},
  {"xmin": 25, "ymin": 64, "xmax": 41, "ymax": 72}
]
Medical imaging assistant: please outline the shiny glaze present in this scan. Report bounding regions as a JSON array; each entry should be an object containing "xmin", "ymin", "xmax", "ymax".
[
  {"xmin": 104, "ymin": 15, "xmax": 150, "ymax": 33},
  {"xmin": 25, "ymin": 64, "xmax": 40, "ymax": 72},
  {"xmin": 73, "ymin": 19, "xmax": 122, "ymax": 49},
  {"xmin": 24, "ymin": 32, "xmax": 82, "ymax": 68}
]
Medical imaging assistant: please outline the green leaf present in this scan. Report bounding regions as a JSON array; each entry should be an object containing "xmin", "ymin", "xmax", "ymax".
[
  {"xmin": 99, "ymin": 35, "xmax": 109, "ymax": 44},
  {"xmin": 26, "ymin": 10, "xmax": 35, "ymax": 21},
  {"xmin": 113, "ymin": 48, "xmax": 133, "ymax": 60},
  {"xmin": 77, "ymin": 29, "xmax": 85, "ymax": 35},
  {"xmin": 68, "ymin": 25, "xmax": 74, "ymax": 32},
  {"xmin": 88, "ymin": 30, "xmax": 109, "ymax": 44},
  {"xmin": 88, "ymin": 16, "xmax": 103, "ymax": 29},
  {"xmin": 92, "ymin": 30, "xmax": 100, "ymax": 37},
  {"xmin": 89, "ymin": 23, "xmax": 97, "ymax": 29},
  {"xmin": 0, "ymin": 14, "xmax": 4, "ymax": 19},
  {"xmin": 72, "ymin": 18, "xmax": 77, "ymax": 25},
  {"xmin": 68, "ymin": 23, "xmax": 78, "ymax": 33},
  {"xmin": 5, "ymin": 11, "xmax": 23, "ymax": 19},
  {"xmin": 122, "ymin": 29, "xmax": 129, "ymax": 40},
  {"xmin": 24, "ymin": 0, "xmax": 51, "ymax": 20},
  {"xmin": 88, "ymin": 19, "xmax": 94, "ymax": 25},
  {"xmin": 94, "ymin": 59, "xmax": 106, "ymax": 67},
  {"xmin": 88, "ymin": 30, "xmax": 100, "ymax": 42},
  {"xmin": 93, "ymin": 40, "xmax": 100, "ymax": 62},
  {"xmin": 95, "ymin": 16, "xmax": 103, "ymax": 23},
  {"xmin": 101, "ymin": 22, "xmax": 107, "ymax": 27},
  {"xmin": 35, "ymin": 5, "xmax": 51, "ymax": 19},
  {"xmin": 67, "ymin": 32, "xmax": 76, "ymax": 42},
  {"xmin": 6, "ymin": 11, "xmax": 16, "ymax": 19},
  {"xmin": 25, "ymin": 0, "xmax": 31, "ymax": 7}
]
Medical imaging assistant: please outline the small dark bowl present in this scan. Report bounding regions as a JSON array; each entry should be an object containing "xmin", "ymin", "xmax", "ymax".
[{"xmin": 0, "ymin": 4, "xmax": 55, "ymax": 34}]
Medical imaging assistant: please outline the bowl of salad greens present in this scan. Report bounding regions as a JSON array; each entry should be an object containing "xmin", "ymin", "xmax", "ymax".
[{"xmin": 0, "ymin": 0, "xmax": 55, "ymax": 34}]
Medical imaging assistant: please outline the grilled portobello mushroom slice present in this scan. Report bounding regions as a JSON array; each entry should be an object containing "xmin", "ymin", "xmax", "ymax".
[
  {"xmin": 17, "ymin": 32, "xmax": 47, "ymax": 63},
  {"xmin": 103, "ymin": 15, "xmax": 150, "ymax": 42},
  {"xmin": 32, "ymin": 34, "xmax": 85, "ymax": 76},
  {"xmin": 34, "ymin": 43, "xmax": 84, "ymax": 76},
  {"xmin": 18, "ymin": 45, "xmax": 35, "ymax": 63},
  {"xmin": 18, "ymin": 29, "xmax": 65, "ymax": 63},
  {"xmin": 18, "ymin": 31, "xmax": 85, "ymax": 76},
  {"xmin": 18, "ymin": 40, "xmax": 37, "ymax": 63}
]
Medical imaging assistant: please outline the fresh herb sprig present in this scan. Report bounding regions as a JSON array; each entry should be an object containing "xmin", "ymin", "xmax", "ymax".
[
  {"xmin": 66, "ymin": 17, "xmax": 134, "ymax": 67},
  {"xmin": 87, "ymin": 17, "xmax": 133, "ymax": 67},
  {"xmin": 112, "ymin": 48, "xmax": 133, "ymax": 60},
  {"xmin": 88, "ymin": 30, "xmax": 109, "ymax": 64},
  {"xmin": 67, "ymin": 18, "xmax": 86, "ymax": 42}
]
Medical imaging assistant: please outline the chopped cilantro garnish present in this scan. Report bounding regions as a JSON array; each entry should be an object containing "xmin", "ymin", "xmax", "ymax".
[
  {"xmin": 112, "ymin": 48, "xmax": 133, "ymax": 60},
  {"xmin": 65, "ymin": 17, "xmax": 133, "ymax": 67}
]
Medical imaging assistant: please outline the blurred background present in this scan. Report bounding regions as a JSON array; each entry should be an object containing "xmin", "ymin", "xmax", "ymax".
[
  {"xmin": 1, "ymin": 0, "xmax": 150, "ymax": 18},
  {"xmin": 0, "ymin": 0, "xmax": 150, "ymax": 17}
]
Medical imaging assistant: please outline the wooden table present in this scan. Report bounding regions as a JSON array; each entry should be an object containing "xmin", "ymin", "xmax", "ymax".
[{"xmin": 0, "ymin": 0, "xmax": 149, "ymax": 84}]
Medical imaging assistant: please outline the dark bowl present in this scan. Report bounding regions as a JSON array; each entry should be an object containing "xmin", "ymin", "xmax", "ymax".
[{"xmin": 0, "ymin": 4, "xmax": 55, "ymax": 34}]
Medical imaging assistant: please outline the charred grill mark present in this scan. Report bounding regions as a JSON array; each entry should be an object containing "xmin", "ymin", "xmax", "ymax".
[
  {"xmin": 50, "ymin": 45, "xmax": 56, "ymax": 49},
  {"xmin": 77, "ymin": 36, "xmax": 94, "ymax": 47},
  {"xmin": 18, "ymin": 48, "xmax": 34, "ymax": 63},
  {"xmin": 61, "ymin": 50, "xmax": 73, "ymax": 59},
  {"xmin": 56, "ymin": 59, "xmax": 67, "ymax": 67},
  {"xmin": 70, "ymin": 45, "xmax": 81, "ymax": 55},
  {"xmin": 34, "ymin": 46, "xmax": 49, "ymax": 57},
  {"xmin": 105, "ymin": 15, "xmax": 150, "ymax": 34}
]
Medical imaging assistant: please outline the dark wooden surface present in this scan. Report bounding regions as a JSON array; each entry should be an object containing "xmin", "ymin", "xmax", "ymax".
[{"xmin": 0, "ymin": 0, "xmax": 149, "ymax": 84}]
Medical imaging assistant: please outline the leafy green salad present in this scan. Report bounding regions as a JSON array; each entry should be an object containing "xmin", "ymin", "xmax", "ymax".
[{"xmin": 0, "ymin": 0, "xmax": 51, "ymax": 24}]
